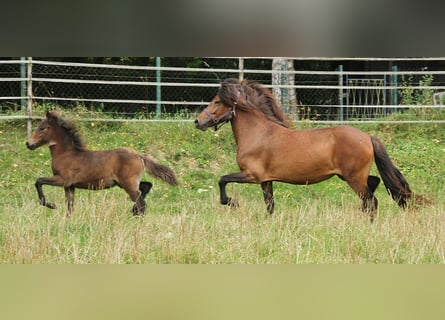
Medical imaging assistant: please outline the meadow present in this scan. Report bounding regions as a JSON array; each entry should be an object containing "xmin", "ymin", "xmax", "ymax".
[{"xmin": 0, "ymin": 110, "xmax": 444, "ymax": 263}]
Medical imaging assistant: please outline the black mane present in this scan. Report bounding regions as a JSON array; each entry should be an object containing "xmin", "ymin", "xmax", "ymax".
[
  {"xmin": 218, "ymin": 78, "xmax": 290, "ymax": 128},
  {"xmin": 48, "ymin": 111, "xmax": 87, "ymax": 150}
]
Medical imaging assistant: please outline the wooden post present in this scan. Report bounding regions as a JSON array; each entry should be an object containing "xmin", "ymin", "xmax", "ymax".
[
  {"xmin": 338, "ymin": 64, "xmax": 344, "ymax": 122},
  {"xmin": 238, "ymin": 58, "xmax": 244, "ymax": 81},
  {"xmin": 20, "ymin": 57, "xmax": 26, "ymax": 112}
]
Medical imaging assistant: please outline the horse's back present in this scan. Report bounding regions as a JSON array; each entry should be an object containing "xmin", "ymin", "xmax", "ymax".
[
  {"xmin": 259, "ymin": 125, "xmax": 374, "ymax": 184},
  {"xmin": 60, "ymin": 147, "xmax": 144, "ymax": 189},
  {"xmin": 330, "ymin": 125, "xmax": 373, "ymax": 151}
]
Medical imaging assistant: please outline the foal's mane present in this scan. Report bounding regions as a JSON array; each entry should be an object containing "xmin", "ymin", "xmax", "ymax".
[
  {"xmin": 218, "ymin": 78, "xmax": 290, "ymax": 128},
  {"xmin": 48, "ymin": 112, "xmax": 87, "ymax": 150}
]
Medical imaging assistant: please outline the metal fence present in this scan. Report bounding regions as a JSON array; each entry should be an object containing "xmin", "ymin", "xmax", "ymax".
[{"xmin": 1, "ymin": 57, "xmax": 445, "ymax": 128}]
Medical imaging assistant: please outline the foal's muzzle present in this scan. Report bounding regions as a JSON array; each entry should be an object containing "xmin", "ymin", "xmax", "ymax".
[{"xmin": 26, "ymin": 141, "xmax": 38, "ymax": 150}]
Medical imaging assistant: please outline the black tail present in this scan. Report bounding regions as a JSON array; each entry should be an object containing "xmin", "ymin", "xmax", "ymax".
[{"xmin": 371, "ymin": 136, "xmax": 413, "ymax": 208}]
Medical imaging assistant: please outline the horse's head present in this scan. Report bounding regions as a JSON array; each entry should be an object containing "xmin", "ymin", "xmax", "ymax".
[
  {"xmin": 26, "ymin": 111, "xmax": 59, "ymax": 150},
  {"xmin": 194, "ymin": 95, "xmax": 235, "ymax": 131}
]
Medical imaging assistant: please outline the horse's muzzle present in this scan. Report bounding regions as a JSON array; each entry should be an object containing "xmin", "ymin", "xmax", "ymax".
[
  {"xmin": 194, "ymin": 118, "xmax": 209, "ymax": 131},
  {"xmin": 26, "ymin": 141, "xmax": 37, "ymax": 150}
]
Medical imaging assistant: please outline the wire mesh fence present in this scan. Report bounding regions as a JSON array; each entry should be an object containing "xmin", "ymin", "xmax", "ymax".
[{"xmin": 1, "ymin": 57, "xmax": 445, "ymax": 125}]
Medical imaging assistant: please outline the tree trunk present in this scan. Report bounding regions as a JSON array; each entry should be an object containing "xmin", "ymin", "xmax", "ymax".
[{"xmin": 272, "ymin": 58, "xmax": 299, "ymax": 120}]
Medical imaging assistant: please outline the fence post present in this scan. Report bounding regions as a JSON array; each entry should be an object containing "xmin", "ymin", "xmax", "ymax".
[
  {"xmin": 338, "ymin": 64, "xmax": 344, "ymax": 121},
  {"xmin": 156, "ymin": 57, "xmax": 161, "ymax": 118},
  {"xmin": 391, "ymin": 65, "xmax": 398, "ymax": 113},
  {"xmin": 26, "ymin": 57, "xmax": 33, "ymax": 137},
  {"xmin": 20, "ymin": 57, "xmax": 26, "ymax": 111},
  {"xmin": 238, "ymin": 58, "xmax": 244, "ymax": 81}
]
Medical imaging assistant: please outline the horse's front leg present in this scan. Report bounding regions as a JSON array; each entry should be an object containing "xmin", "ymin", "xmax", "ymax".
[
  {"xmin": 261, "ymin": 181, "xmax": 274, "ymax": 215},
  {"xmin": 35, "ymin": 176, "xmax": 65, "ymax": 209},
  {"xmin": 64, "ymin": 186, "xmax": 75, "ymax": 216},
  {"xmin": 218, "ymin": 172, "xmax": 255, "ymax": 208}
]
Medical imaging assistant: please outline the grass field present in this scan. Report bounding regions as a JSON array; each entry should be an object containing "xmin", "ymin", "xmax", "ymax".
[{"xmin": 1, "ymin": 110, "xmax": 444, "ymax": 263}]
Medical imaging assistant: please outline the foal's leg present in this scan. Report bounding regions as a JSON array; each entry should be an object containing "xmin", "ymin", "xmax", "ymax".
[
  {"xmin": 120, "ymin": 182, "xmax": 146, "ymax": 216},
  {"xmin": 261, "ymin": 181, "xmax": 274, "ymax": 215},
  {"xmin": 35, "ymin": 176, "xmax": 65, "ymax": 209},
  {"xmin": 139, "ymin": 181, "xmax": 153, "ymax": 200},
  {"xmin": 131, "ymin": 181, "xmax": 152, "ymax": 215},
  {"xmin": 64, "ymin": 186, "xmax": 75, "ymax": 216},
  {"xmin": 219, "ymin": 171, "xmax": 256, "ymax": 208}
]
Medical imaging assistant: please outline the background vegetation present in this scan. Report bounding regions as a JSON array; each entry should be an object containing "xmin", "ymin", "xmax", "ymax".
[{"xmin": 0, "ymin": 107, "xmax": 444, "ymax": 263}]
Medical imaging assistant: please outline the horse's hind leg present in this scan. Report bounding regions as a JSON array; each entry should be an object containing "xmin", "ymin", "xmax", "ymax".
[
  {"xmin": 131, "ymin": 195, "xmax": 146, "ymax": 216},
  {"xmin": 367, "ymin": 175, "xmax": 380, "ymax": 193},
  {"xmin": 261, "ymin": 181, "xmax": 274, "ymax": 215},
  {"xmin": 139, "ymin": 181, "xmax": 153, "ymax": 200},
  {"xmin": 361, "ymin": 192, "xmax": 378, "ymax": 222},
  {"xmin": 121, "ymin": 184, "xmax": 146, "ymax": 216},
  {"xmin": 346, "ymin": 177, "xmax": 378, "ymax": 222},
  {"xmin": 131, "ymin": 181, "xmax": 152, "ymax": 215}
]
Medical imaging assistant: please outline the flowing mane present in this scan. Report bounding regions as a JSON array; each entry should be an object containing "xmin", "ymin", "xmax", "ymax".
[
  {"xmin": 218, "ymin": 78, "xmax": 290, "ymax": 128},
  {"xmin": 50, "ymin": 112, "xmax": 87, "ymax": 150}
]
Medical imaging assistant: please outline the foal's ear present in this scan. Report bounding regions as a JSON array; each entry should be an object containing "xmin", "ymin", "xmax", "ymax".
[
  {"xmin": 46, "ymin": 111, "xmax": 56, "ymax": 119},
  {"xmin": 46, "ymin": 111, "xmax": 58, "ymax": 123}
]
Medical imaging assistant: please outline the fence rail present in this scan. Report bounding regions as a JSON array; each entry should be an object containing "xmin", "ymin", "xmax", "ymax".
[{"xmin": 1, "ymin": 57, "xmax": 445, "ymax": 133}]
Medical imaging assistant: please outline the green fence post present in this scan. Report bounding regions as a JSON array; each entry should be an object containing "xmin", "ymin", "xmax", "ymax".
[
  {"xmin": 156, "ymin": 57, "xmax": 161, "ymax": 119},
  {"xmin": 26, "ymin": 57, "xmax": 33, "ymax": 137}
]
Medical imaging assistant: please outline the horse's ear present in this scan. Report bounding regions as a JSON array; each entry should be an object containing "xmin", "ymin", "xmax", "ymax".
[
  {"xmin": 219, "ymin": 78, "xmax": 242, "ymax": 105},
  {"xmin": 46, "ymin": 111, "xmax": 57, "ymax": 123}
]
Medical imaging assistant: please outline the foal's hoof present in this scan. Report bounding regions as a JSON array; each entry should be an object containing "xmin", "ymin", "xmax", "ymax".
[
  {"xmin": 44, "ymin": 202, "xmax": 57, "ymax": 209},
  {"xmin": 132, "ymin": 205, "xmax": 146, "ymax": 216}
]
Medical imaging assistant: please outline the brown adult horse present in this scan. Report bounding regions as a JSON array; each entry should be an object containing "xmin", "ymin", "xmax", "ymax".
[
  {"xmin": 195, "ymin": 78, "xmax": 425, "ymax": 221},
  {"xmin": 26, "ymin": 111, "xmax": 178, "ymax": 216}
]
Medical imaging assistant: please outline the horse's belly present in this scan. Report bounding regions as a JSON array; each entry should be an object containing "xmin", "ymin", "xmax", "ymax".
[
  {"xmin": 74, "ymin": 179, "xmax": 116, "ymax": 190},
  {"xmin": 267, "ymin": 160, "xmax": 338, "ymax": 185},
  {"xmin": 285, "ymin": 174, "xmax": 335, "ymax": 185}
]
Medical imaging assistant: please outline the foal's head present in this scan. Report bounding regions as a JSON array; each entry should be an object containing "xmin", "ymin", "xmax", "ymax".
[{"xmin": 26, "ymin": 111, "xmax": 86, "ymax": 150}]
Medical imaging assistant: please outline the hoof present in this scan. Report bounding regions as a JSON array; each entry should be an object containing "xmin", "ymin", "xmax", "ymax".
[
  {"xmin": 132, "ymin": 204, "xmax": 145, "ymax": 216},
  {"xmin": 44, "ymin": 202, "xmax": 57, "ymax": 209},
  {"xmin": 226, "ymin": 197, "xmax": 239, "ymax": 208}
]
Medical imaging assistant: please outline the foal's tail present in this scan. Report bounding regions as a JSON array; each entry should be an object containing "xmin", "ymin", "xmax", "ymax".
[
  {"xmin": 143, "ymin": 156, "xmax": 179, "ymax": 186},
  {"xmin": 371, "ymin": 136, "xmax": 428, "ymax": 207}
]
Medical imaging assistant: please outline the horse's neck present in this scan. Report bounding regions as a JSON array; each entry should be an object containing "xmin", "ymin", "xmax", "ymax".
[
  {"xmin": 230, "ymin": 109, "xmax": 274, "ymax": 146},
  {"xmin": 48, "ymin": 137, "xmax": 78, "ymax": 158}
]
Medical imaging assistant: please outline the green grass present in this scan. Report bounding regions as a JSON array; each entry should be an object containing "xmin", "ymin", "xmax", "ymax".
[{"xmin": 0, "ymin": 110, "xmax": 444, "ymax": 263}]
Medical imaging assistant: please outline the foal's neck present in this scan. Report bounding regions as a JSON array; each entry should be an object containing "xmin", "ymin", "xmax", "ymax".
[{"xmin": 48, "ymin": 135, "xmax": 83, "ymax": 157}]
